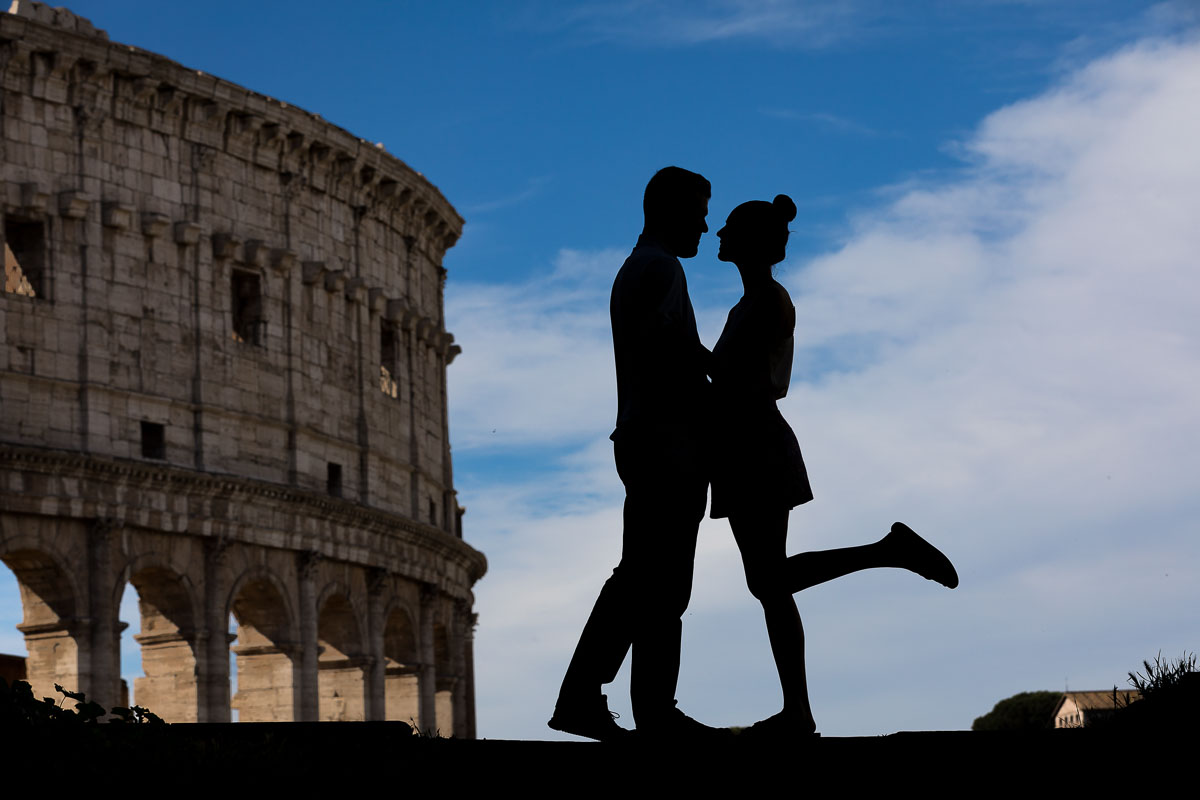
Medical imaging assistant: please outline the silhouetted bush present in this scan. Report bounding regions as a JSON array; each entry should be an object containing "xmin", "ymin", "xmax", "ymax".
[
  {"xmin": 0, "ymin": 677, "xmax": 162, "ymax": 727},
  {"xmin": 1096, "ymin": 651, "xmax": 1198, "ymax": 730},
  {"xmin": 972, "ymin": 690, "xmax": 1060, "ymax": 731}
]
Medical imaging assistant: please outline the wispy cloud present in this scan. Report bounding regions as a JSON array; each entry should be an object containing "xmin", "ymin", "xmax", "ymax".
[
  {"xmin": 463, "ymin": 175, "xmax": 554, "ymax": 214},
  {"xmin": 759, "ymin": 107, "xmax": 886, "ymax": 136},
  {"xmin": 523, "ymin": 0, "xmax": 869, "ymax": 48}
]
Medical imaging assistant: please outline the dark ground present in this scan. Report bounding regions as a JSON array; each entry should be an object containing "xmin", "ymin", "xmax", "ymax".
[{"xmin": 3, "ymin": 723, "xmax": 1190, "ymax": 791}]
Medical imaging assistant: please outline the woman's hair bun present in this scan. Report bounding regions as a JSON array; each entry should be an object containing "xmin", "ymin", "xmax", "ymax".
[{"xmin": 772, "ymin": 194, "xmax": 796, "ymax": 223}]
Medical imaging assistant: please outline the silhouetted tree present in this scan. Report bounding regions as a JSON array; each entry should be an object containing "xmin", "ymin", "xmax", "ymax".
[{"xmin": 972, "ymin": 691, "xmax": 1060, "ymax": 731}]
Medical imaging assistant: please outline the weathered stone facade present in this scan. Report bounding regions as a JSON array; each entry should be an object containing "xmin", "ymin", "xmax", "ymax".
[{"xmin": 0, "ymin": 2, "xmax": 485, "ymax": 733}]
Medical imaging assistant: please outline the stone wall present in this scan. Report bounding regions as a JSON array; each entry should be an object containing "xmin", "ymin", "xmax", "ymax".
[{"xmin": 0, "ymin": 2, "xmax": 484, "ymax": 733}]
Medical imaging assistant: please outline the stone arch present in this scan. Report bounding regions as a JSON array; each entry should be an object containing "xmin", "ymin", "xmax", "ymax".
[
  {"xmin": 382, "ymin": 600, "xmax": 420, "ymax": 723},
  {"xmin": 120, "ymin": 557, "xmax": 201, "ymax": 722},
  {"xmin": 227, "ymin": 567, "xmax": 298, "ymax": 722},
  {"xmin": 316, "ymin": 584, "xmax": 367, "ymax": 721},
  {"xmin": 0, "ymin": 542, "xmax": 80, "ymax": 702}
]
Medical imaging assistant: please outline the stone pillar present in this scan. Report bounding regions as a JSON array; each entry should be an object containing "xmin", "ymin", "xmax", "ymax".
[
  {"xmin": 364, "ymin": 568, "xmax": 386, "ymax": 720},
  {"xmin": 84, "ymin": 518, "xmax": 121, "ymax": 710},
  {"xmin": 352, "ymin": 205, "xmax": 371, "ymax": 505},
  {"xmin": 296, "ymin": 550, "xmax": 321, "ymax": 721},
  {"xmin": 198, "ymin": 538, "xmax": 231, "ymax": 722},
  {"xmin": 436, "ymin": 265, "xmax": 457, "ymax": 538},
  {"xmin": 463, "ymin": 612, "xmax": 478, "ymax": 739},
  {"xmin": 403, "ymin": 237, "xmax": 421, "ymax": 521},
  {"xmin": 417, "ymin": 584, "xmax": 437, "ymax": 734},
  {"xmin": 451, "ymin": 601, "xmax": 473, "ymax": 738}
]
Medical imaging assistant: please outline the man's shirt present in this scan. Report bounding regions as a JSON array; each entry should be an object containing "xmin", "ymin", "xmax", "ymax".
[{"xmin": 610, "ymin": 233, "xmax": 710, "ymax": 441}]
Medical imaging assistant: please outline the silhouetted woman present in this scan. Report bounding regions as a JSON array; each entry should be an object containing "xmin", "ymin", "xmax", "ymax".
[{"xmin": 709, "ymin": 195, "xmax": 958, "ymax": 737}]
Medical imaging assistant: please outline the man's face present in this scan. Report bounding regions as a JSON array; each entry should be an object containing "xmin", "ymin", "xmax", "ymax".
[{"xmin": 668, "ymin": 194, "xmax": 709, "ymax": 259}]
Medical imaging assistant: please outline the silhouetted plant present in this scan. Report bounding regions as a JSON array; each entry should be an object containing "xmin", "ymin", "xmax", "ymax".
[
  {"xmin": 109, "ymin": 704, "xmax": 164, "ymax": 724},
  {"xmin": 409, "ymin": 717, "xmax": 440, "ymax": 738},
  {"xmin": 1128, "ymin": 651, "xmax": 1196, "ymax": 699},
  {"xmin": 0, "ymin": 678, "xmax": 164, "ymax": 726},
  {"xmin": 1090, "ymin": 650, "xmax": 1197, "ymax": 730}
]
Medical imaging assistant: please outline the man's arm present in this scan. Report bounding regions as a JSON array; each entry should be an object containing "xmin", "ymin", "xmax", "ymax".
[{"xmin": 643, "ymin": 257, "xmax": 709, "ymax": 380}]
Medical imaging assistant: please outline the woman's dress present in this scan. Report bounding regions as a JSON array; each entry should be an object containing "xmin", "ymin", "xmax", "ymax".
[{"xmin": 708, "ymin": 284, "xmax": 813, "ymax": 519}]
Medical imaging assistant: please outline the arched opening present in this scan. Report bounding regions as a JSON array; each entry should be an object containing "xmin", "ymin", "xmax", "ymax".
[
  {"xmin": 116, "ymin": 583, "xmax": 138, "ymax": 709},
  {"xmin": 0, "ymin": 560, "xmax": 29, "ymax": 687},
  {"xmin": 433, "ymin": 622, "xmax": 455, "ymax": 737},
  {"xmin": 317, "ymin": 594, "xmax": 366, "ymax": 721},
  {"xmin": 126, "ymin": 567, "xmax": 198, "ymax": 721},
  {"xmin": 230, "ymin": 577, "xmax": 296, "ymax": 722},
  {"xmin": 382, "ymin": 606, "xmax": 420, "ymax": 723},
  {"xmin": 228, "ymin": 611, "xmax": 238, "ymax": 721},
  {"xmin": 0, "ymin": 550, "xmax": 80, "ymax": 701}
]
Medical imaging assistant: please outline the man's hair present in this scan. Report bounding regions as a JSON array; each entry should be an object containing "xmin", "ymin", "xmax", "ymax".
[{"xmin": 643, "ymin": 166, "xmax": 711, "ymax": 227}]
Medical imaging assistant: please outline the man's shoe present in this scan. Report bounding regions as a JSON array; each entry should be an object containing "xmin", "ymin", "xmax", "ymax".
[
  {"xmin": 548, "ymin": 694, "xmax": 632, "ymax": 742},
  {"xmin": 888, "ymin": 522, "xmax": 959, "ymax": 589},
  {"xmin": 637, "ymin": 707, "xmax": 733, "ymax": 741},
  {"xmin": 737, "ymin": 710, "xmax": 820, "ymax": 741}
]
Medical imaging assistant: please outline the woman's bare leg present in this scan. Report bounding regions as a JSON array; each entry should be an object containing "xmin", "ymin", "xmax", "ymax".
[
  {"xmin": 787, "ymin": 522, "xmax": 958, "ymax": 593},
  {"xmin": 730, "ymin": 508, "xmax": 816, "ymax": 732}
]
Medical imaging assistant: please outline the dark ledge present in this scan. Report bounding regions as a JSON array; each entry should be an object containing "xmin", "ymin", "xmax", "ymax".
[{"xmin": 4, "ymin": 723, "xmax": 1188, "ymax": 790}]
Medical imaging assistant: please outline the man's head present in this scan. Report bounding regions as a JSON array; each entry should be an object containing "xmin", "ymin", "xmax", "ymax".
[{"xmin": 642, "ymin": 166, "xmax": 711, "ymax": 258}]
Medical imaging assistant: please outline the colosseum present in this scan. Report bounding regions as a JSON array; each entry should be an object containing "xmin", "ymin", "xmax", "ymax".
[{"xmin": 0, "ymin": 2, "xmax": 486, "ymax": 734}]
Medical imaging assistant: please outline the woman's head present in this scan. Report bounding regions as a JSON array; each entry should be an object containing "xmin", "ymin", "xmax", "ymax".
[{"xmin": 717, "ymin": 194, "xmax": 796, "ymax": 268}]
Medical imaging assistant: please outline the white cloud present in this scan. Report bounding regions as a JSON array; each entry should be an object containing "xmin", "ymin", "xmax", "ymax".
[
  {"xmin": 455, "ymin": 30, "xmax": 1200, "ymax": 739},
  {"xmin": 447, "ymin": 248, "xmax": 624, "ymax": 449}
]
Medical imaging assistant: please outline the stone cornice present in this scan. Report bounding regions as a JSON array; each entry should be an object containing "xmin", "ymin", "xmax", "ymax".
[
  {"xmin": 0, "ymin": 5, "xmax": 463, "ymax": 256},
  {"xmin": 0, "ymin": 445, "xmax": 488, "ymax": 592}
]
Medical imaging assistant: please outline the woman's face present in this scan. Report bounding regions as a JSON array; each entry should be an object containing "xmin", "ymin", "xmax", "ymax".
[
  {"xmin": 718, "ymin": 203, "xmax": 789, "ymax": 269},
  {"xmin": 716, "ymin": 213, "xmax": 747, "ymax": 263}
]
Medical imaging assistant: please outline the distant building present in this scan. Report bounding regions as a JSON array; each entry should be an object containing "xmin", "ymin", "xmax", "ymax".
[
  {"xmin": 1, "ymin": 2, "xmax": 484, "ymax": 732},
  {"xmin": 1053, "ymin": 690, "xmax": 1141, "ymax": 728},
  {"xmin": 0, "ymin": 652, "xmax": 26, "ymax": 684}
]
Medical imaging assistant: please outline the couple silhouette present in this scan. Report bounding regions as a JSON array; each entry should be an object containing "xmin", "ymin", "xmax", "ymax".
[{"xmin": 548, "ymin": 167, "xmax": 959, "ymax": 742}]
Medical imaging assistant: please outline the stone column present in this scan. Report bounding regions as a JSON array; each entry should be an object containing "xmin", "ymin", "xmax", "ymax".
[
  {"xmin": 83, "ymin": 518, "xmax": 121, "ymax": 711},
  {"xmin": 198, "ymin": 537, "xmax": 232, "ymax": 722},
  {"xmin": 403, "ymin": 237, "xmax": 421, "ymax": 520},
  {"xmin": 417, "ymin": 583, "xmax": 437, "ymax": 734},
  {"xmin": 364, "ymin": 568, "xmax": 387, "ymax": 720},
  {"xmin": 352, "ymin": 205, "xmax": 371, "ymax": 505},
  {"xmin": 436, "ymin": 266, "xmax": 457, "ymax": 537},
  {"xmin": 463, "ymin": 611, "xmax": 478, "ymax": 739},
  {"xmin": 296, "ymin": 550, "xmax": 321, "ymax": 721},
  {"xmin": 451, "ymin": 600, "xmax": 470, "ymax": 738}
]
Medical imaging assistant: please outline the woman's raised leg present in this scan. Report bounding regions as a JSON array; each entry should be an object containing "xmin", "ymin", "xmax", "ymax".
[{"xmin": 786, "ymin": 522, "xmax": 958, "ymax": 593}]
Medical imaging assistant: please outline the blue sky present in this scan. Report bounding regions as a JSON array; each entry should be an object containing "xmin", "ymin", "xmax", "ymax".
[{"xmin": 3, "ymin": 0, "xmax": 1199, "ymax": 738}]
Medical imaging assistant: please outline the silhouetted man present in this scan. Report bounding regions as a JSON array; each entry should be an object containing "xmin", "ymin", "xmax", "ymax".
[{"xmin": 549, "ymin": 167, "xmax": 721, "ymax": 741}]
